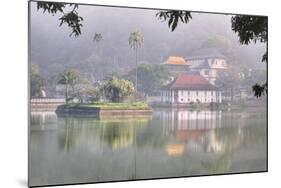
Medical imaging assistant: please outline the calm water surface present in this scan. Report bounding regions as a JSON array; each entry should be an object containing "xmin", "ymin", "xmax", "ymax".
[{"xmin": 29, "ymin": 108, "xmax": 267, "ymax": 186}]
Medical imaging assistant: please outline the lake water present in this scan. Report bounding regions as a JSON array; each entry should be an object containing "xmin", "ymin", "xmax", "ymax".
[{"xmin": 29, "ymin": 108, "xmax": 267, "ymax": 186}]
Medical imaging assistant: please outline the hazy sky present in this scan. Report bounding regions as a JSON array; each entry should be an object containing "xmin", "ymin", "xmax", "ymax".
[{"xmin": 30, "ymin": 2, "xmax": 266, "ymax": 73}]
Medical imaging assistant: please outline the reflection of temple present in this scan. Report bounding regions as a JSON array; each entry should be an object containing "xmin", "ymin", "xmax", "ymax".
[
  {"xmin": 166, "ymin": 144, "xmax": 185, "ymax": 156},
  {"xmin": 158, "ymin": 110, "xmax": 243, "ymax": 156},
  {"xmin": 160, "ymin": 110, "xmax": 222, "ymax": 134}
]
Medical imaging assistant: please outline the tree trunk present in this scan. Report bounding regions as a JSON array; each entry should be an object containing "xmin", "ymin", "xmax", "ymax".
[
  {"xmin": 135, "ymin": 48, "xmax": 138, "ymax": 91},
  {"xmin": 112, "ymin": 89, "xmax": 119, "ymax": 103},
  {"xmin": 72, "ymin": 85, "xmax": 75, "ymax": 100},
  {"xmin": 231, "ymin": 87, "xmax": 234, "ymax": 103},
  {"xmin": 65, "ymin": 84, "xmax": 68, "ymax": 104}
]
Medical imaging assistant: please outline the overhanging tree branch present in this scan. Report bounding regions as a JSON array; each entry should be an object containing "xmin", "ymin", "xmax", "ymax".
[{"xmin": 37, "ymin": 2, "xmax": 83, "ymax": 37}]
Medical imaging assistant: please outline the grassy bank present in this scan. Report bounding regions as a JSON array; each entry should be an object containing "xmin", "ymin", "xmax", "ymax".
[{"xmin": 60, "ymin": 101, "xmax": 151, "ymax": 110}]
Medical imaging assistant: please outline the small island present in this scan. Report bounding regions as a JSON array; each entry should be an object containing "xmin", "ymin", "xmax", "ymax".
[
  {"xmin": 56, "ymin": 102, "xmax": 153, "ymax": 117},
  {"xmin": 53, "ymin": 75, "xmax": 153, "ymax": 117}
]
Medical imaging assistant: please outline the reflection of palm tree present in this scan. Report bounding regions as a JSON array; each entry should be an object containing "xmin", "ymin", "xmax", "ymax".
[
  {"xmin": 99, "ymin": 118, "xmax": 149, "ymax": 150},
  {"xmin": 133, "ymin": 121, "xmax": 137, "ymax": 179},
  {"xmin": 64, "ymin": 118, "xmax": 70, "ymax": 152},
  {"xmin": 129, "ymin": 30, "xmax": 144, "ymax": 91},
  {"xmin": 101, "ymin": 121, "xmax": 134, "ymax": 150},
  {"xmin": 61, "ymin": 118, "xmax": 75, "ymax": 152},
  {"xmin": 58, "ymin": 118, "xmax": 82, "ymax": 152},
  {"xmin": 202, "ymin": 155, "xmax": 232, "ymax": 174}
]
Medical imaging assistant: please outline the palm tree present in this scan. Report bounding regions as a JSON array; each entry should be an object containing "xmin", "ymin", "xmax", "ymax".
[
  {"xmin": 93, "ymin": 32, "xmax": 104, "ymax": 80},
  {"xmin": 58, "ymin": 70, "xmax": 80, "ymax": 103},
  {"xmin": 129, "ymin": 30, "xmax": 144, "ymax": 91},
  {"xmin": 93, "ymin": 32, "xmax": 103, "ymax": 56}
]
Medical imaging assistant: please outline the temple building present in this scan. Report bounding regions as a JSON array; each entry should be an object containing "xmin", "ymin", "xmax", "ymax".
[
  {"xmin": 161, "ymin": 74, "xmax": 222, "ymax": 105},
  {"xmin": 163, "ymin": 56, "xmax": 191, "ymax": 75},
  {"xmin": 185, "ymin": 48, "xmax": 227, "ymax": 85}
]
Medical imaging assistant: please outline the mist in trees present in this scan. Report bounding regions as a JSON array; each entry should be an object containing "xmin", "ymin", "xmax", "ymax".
[
  {"xmin": 231, "ymin": 15, "xmax": 267, "ymax": 96},
  {"xmin": 30, "ymin": 64, "xmax": 45, "ymax": 97},
  {"xmin": 124, "ymin": 64, "xmax": 171, "ymax": 96},
  {"xmin": 30, "ymin": 2, "xmax": 266, "ymax": 99}
]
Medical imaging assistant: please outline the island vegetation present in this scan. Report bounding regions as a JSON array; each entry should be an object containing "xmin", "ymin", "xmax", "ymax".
[
  {"xmin": 59, "ymin": 101, "xmax": 150, "ymax": 110},
  {"xmin": 55, "ymin": 74, "xmax": 153, "ymax": 116}
]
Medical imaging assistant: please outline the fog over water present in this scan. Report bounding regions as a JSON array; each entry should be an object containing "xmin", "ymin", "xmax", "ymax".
[{"xmin": 29, "ymin": 109, "xmax": 267, "ymax": 186}]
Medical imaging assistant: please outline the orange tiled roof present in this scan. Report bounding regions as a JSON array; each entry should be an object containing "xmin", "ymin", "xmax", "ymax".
[{"xmin": 164, "ymin": 56, "xmax": 191, "ymax": 66}]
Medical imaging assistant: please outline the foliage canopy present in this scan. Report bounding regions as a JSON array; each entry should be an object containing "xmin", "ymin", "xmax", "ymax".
[
  {"xmin": 30, "ymin": 64, "xmax": 45, "ymax": 97},
  {"xmin": 37, "ymin": 2, "xmax": 83, "ymax": 37},
  {"xmin": 156, "ymin": 10, "xmax": 192, "ymax": 31},
  {"xmin": 125, "ymin": 64, "xmax": 171, "ymax": 95},
  {"xmin": 102, "ymin": 76, "xmax": 135, "ymax": 102}
]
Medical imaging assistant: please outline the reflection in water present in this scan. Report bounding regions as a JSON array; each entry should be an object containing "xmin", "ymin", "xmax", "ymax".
[
  {"xmin": 30, "ymin": 111, "xmax": 57, "ymax": 129},
  {"xmin": 58, "ymin": 118, "xmax": 83, "ymax": 152},
  {"xmin": 56, "ymin": 117, "xmax": 150, "ymax": 152},
  {"xmin": 29, "ymin": 109, "xmax": 267, "ymax": 186},
  {"xmin": 101, "ymin": 118, "xmax": 149, "ymax": 150},
  {"xmin": 158, "ymin": 110, "xmax": 244, "ymax": 156}
]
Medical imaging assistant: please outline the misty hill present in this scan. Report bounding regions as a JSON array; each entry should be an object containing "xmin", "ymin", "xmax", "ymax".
[{"xmin": 30, "ymin": 2, "xmax": 266, "ymax": 80}]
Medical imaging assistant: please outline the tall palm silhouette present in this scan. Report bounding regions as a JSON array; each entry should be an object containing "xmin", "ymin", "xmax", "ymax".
[
  {"xmin": 93, "ymin": 32, "xmax": 105, "ymax": 81},
  {"xmin": 129, "ymin": 30, "xmax": 144, "ymax": 91},
  {"xmin": 93, "ymin": 32, "xmax": 103, "ymax": 56}
]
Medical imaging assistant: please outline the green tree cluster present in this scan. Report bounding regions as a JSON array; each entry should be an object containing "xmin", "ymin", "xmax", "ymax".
[
  {"xmin": 57, "ymin": 70, "xmax": 83, "ymax": 103},
  {"xmin": 231, "ymin": 16, "xmax": 267, "ymax": 97},
  {"xmin": 102, "ymin": 76, "xmax": 135, "ymax": 102},
  {"xmin": 30, "ymin": 64, "xmax": 45, "ymax": 97},
  {"xmin": 78, "ymin": 86, "xmax": 101, "ymax": 103},
  {"xmin": 125, "ymin": 64, "xmax": 171, "ymax": 96}
]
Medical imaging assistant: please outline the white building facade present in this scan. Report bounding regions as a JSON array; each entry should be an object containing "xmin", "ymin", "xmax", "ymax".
[
  {"xmin": 161, "ymin": 74, "xmax": 222, "ymax": 104},
  {"xmin": 186, "ymin": 48, "xmax": 227, "ymax": 85}
]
